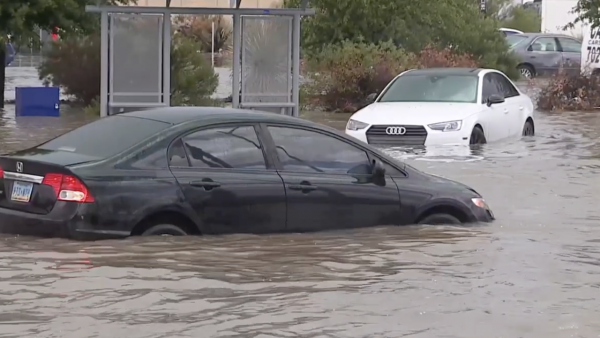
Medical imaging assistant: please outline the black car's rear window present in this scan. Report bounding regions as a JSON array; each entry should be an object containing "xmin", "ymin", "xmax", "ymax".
[{"xmin": 38, "ymin": 116, "xmax": 170, "ymax": 158}]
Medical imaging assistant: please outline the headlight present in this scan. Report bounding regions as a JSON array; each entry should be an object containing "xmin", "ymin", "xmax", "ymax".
[
  {"xmin": 346, "ymin": 119, "xmax": 369, "ymax": 131},
  {"xmin": 471, "ymin": 197, "xmax": 489, "ymax": 209},
  {"xmin": 428, "ymin": 120, "xmax": 462, "ymax": 132}
]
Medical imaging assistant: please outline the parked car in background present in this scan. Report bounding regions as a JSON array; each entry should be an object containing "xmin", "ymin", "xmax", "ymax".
[
  {"xmin": 500, "ymin": 28, "xmax": 524, "ymax": 36},
  {"xmin": 507, "ymin": 33, "xmax": 582, "ymax": 78},
  {"xmin": 0, "ymin": 107, "xmax": 494, "ymax": 240},
  {"xmin": 345, "ymin": 68, "xmax": 535, "ymax": 146}
]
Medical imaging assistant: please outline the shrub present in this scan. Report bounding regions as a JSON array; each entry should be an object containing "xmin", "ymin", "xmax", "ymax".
[
  {"xmin": 285, "ymin": 0, "xmax": 519, "ymax": 79},
  {"xmin": 38, "ymin": 32, "xmax": 219, "ymax": 109},
  {"xmin": 303, "ymin": 41, "xmax": 481, "ymax": 113},
  {"xmin": 536, "ymin": 71, "xmax": 600, "ymax": 111},
  {"xmin": 38, "ymin": 34, "xmax": 101, "ymax": 104},
  {"xmin": 416, "ymin": 45, "xmax": 479, "ymax": 68},
  {"xmin": 302, "ymin": 41, "xmax": 416, "ymax": 113},
  {"xmin": 173, "ymin": 15, "xmax": 232, "ymax": 53}
]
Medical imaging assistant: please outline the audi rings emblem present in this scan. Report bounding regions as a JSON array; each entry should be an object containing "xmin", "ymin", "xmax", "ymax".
[{"xmin": 385, "ymin": 126, "xmax": 407, "ymax": 135}]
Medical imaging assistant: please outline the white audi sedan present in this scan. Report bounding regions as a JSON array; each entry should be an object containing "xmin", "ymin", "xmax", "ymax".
[{"xmin": 345, "ymin": 68, "xmax": 535, "ymax": 146}]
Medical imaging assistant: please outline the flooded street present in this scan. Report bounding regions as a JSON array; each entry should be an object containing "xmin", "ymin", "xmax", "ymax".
[{"xmin": 1, "ymin": 87, "xmax": 600, "ymax": 337}]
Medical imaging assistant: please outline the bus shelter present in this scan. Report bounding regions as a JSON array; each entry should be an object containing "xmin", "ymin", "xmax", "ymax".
[{"xmin": 86, "ymin": 0, "xmax": 314, "ymax": 117}]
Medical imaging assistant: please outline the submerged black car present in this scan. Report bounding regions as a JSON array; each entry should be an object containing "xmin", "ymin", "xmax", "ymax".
[{"xmin": 0, "ymin": 107, "xmax": 494, "ymax": 240}]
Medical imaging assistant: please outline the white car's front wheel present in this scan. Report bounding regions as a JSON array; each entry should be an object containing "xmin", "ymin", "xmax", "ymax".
[
  {"xmin": 469, "ymin": 126, "xmax": 487, "ymax": 145},
  {"xmin": 522, "ymin": 120, "xmax": 535, "ymax": 136}
]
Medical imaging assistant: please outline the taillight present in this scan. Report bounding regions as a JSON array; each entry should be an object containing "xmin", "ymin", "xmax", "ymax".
[
  {"xmin": 0, "ymin": 165, "xmax": 3, "ymax": 179},
  {"xmin": 42, "ymin": 173, "xmax": 94, "ymax": 203}
]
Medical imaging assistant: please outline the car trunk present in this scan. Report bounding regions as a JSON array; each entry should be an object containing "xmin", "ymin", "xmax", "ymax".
[{"xmin": 0, "ymin": 150, "xmax": 99, "ymax": 215}]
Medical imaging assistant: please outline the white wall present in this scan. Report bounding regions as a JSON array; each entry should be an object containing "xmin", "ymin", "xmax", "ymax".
[{"xmin": 541, "ymin": 0, "xmax": 584, "ymax": 37}]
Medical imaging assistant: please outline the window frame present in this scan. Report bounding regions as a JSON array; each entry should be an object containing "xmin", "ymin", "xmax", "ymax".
[
  {"xmin": 167, "ymin": 122, "xmax": 274, "ymax": 172},
  {"xmin": 480, "ymin": 73, "xmax": 497, "ymax": 103},
  {"xmin": 259, "ymin": 123, "xmax": 408, "ymax": 177},
  {"xmin": 481, "ymin": 72, "xmax": 519, "ymax": 103},
  {"xmin": 527, "ymin": 36, "xmax": 559, "ymax": 52},
  {"xmin": 556, "ymin": 37, "xmax": 582, "ymax": 53},
  {"xmin": 490, "ymin": 72, "xmax": 520, "ymax": 98}
]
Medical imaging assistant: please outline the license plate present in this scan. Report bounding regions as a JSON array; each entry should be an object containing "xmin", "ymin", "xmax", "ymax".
[{"xmin": 11, "ymin": 181, "xmax": 34, "ymax": 203}]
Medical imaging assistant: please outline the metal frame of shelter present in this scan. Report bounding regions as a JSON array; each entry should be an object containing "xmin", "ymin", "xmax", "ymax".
[{"xmin": 86, "ymin": 0, "xmax": 315, "ymax": 118}]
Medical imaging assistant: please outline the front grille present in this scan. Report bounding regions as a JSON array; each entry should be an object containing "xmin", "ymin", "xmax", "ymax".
[{"xmin": 366, "ymin": 125, "xmax": 428, "ymax": 145}]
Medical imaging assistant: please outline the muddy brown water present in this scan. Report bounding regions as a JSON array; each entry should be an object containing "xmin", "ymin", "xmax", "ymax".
[{"xmin": 0, "ymin": 95, "xmax": 599, "ymax": 337}]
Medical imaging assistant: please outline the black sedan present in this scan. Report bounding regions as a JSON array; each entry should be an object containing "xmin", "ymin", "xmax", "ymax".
[{"xmin": 0, "ymin": 107, "xmax": 494, "ymax": 240}]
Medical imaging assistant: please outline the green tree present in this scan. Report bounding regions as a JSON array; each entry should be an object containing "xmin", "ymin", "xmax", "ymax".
[
  {"xmin": 568, "ymin": 0, "xmax": 600, "ymax": 29},
  {"xmin": 285, "ymin": 0, "xmax": 519, "ymax": 78},
  {"xmin": 0, "ymin": 0, "xmax": 128, "ymax": 108},
  {"xmin": 501, "ymin": 6, "xmax": 542, "ymax": 32}
]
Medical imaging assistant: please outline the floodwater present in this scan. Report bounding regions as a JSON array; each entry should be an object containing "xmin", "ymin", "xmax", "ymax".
[{"xmin": 1, "ymin": 86, "xmax": 600, "ymax": 337}]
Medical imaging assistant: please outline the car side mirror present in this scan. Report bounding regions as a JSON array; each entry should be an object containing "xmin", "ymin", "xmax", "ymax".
[
  {"xmin": 370, "ymin": 159, "xmax": 386, "ymax": 178},
  {"xmin": 366, "ymin": 93, "xmax": 378, "ymax": 102},
  {"xmin": 486, "ymin": 94, "xmax": 505, "ymax": 107}
]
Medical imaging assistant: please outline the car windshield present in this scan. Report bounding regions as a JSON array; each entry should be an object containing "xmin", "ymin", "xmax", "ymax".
[
  {"xmin": 506, "ymin": 35, "xmax": 528, "ymax": 48},
  {"xmin": 37, "ymin": 115, "xmax": 171, "ymax": 158},
  {"xmin": 378, "ymin": 74, "xmax": 479, "ymax": 103}
]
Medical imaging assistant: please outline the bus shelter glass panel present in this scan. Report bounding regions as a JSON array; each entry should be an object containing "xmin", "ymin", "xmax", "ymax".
[
  {"xmin": 241, "ymin": 16, "xmax": 292, "ymax": 113},
  {"xmin": 109, "ymin": 14, "xmax": 163, "ymax": 104}
]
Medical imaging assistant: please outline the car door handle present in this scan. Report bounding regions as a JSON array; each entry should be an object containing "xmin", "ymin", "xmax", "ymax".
[
  {"xmin": 288, "ymin": 183, "xmax": 318, "ymax": 192},
  {"xmin": 190, "ymin": 180, "xmax": 221, "ymax": 190},
  {"xmin": 519, "ymin": 106, "xmax": 524, "ymax": 110},
  {"xmin": 530, "ymin": 56, "xmax": 536, "ymax": 59},
  {"xmin": 503, "ymin": 109, "xmax": 509, "ymax": 114}
]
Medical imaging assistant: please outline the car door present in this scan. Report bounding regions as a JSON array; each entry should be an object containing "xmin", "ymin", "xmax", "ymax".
[
  {"xmin": 525, "ymin": 37, "xmax": 563, "ymax": 76},
  {"xmin": 168, "ymin": 124, "xmax": 287, "ymax": 235},
  {"xmin": 479, "ymin": 74, "xmax": 510, "ymax": 142},
  {"xmin": 262, "ymin": 124, "xmax": 402, "ymax": 232},
  {"xmin": 490, "ymin": 72, "xmax": 523, "ymax": 137},
  {"xmin": 556, "ymin": 37, "xmax": 582, "ymax": 75}
]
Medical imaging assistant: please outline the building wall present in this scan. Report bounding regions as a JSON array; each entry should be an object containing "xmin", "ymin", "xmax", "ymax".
[{"xmin": 139, "ymin": 0, "xmax": 283, "ymax": 7}]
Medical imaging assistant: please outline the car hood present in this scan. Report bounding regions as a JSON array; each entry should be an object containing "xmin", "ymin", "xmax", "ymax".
[
  {"xmin": 351, "ymin": 102, "xmax": 482, "ymax": 125},
  {"xmin": 408, "ymin": 166, "xmax": 480, "ymax": 195}
]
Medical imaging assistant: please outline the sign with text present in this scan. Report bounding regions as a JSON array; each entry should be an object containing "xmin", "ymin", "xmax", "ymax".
[{"xmin": 581, "ymin": 25, "xmax": 600, "ymax": 74}]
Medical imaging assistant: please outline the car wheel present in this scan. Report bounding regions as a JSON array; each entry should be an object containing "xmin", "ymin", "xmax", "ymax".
[
  {"xmin": 418, "ymin": 213, "xmax": 462, "ymax": 225},
  {"xmin": 469, "ymin": 126, "xmax": 487, "ymax": 145},
  {"xmin": 518, "ymin": 64, "xmax": 534, "ymax": 79},
  {"xmin": 522, "ymin": 120, "xmax": 534, "ymax": 136},
  {"xmin": 141, "ymin": 224, "xmax": 189, "ymax": 236}
]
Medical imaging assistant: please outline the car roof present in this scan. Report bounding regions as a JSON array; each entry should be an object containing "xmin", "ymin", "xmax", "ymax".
[
  {"xmin": 404, "ymin": 68, "xmax": 482, "ymax": 76},
  {"xmin": 500, "ymin": 27, "xmax": 523, "ymax": 32},
  {"xmin": 513, "ymin": 32, "xmax": 580, "ymax": 39},
  {"xmin": 121, "ymin": 106, "xmax": 322, "ymax": 128}
]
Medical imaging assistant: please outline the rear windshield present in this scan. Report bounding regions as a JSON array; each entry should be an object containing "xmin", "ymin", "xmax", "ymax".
[{"xmin": 38, "ymin": 115, "xmax": 170, "ymax": 158}]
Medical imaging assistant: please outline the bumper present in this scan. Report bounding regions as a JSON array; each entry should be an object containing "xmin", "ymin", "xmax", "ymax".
[
  {"xmin": 0, "ymin": 203, "xmax": 129, "ymax": 240},
  {"xmin": 470, "ymin": 204, "xmax": 495, "ymax": 223},
  {"xmin": 345, "ymin": 128, "xmax": 472, "ymax": 146}
]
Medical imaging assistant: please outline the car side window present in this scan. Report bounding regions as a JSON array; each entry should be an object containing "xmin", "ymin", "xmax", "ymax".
[
  {"xmin": 267, "ymin": 126, "xmax": 371, "ymax": 174},
  {"xmin": 557, "ymin": 37, "xmax": 582, "ymax": 53},
  {"xmin": 481, "ymin": 74, "xmax": 498, "ymax": 103},
  {"xmin": 528, "ymin": 37, "xmax": 558, "ymax": 52},
  {"xmin": 177, "ymin": 125, "xmax": 267, "ymax": 169},
  {"xmin": 168, "ymin": 139, "xmax": 189, "ymax": 167},
  {"xmin": 491, "ymin": 73, "xmax": 520, "ymax": 98}
]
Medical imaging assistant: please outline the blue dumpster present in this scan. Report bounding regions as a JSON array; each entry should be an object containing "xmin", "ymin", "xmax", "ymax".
[{"xmin": 15, "ymin": 87, "xmax": 60, "ymax": 117}]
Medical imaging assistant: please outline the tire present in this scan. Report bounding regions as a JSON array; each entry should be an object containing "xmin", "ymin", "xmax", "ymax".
[
  {"xmin": 518, "ymin": 64, "xmax": 535, "ymax": 79},
  {"xmin": 141, "ymin": 224, "xmax": 189, "ymax": 236},
  {"xmin": 469, "ymin": 126, "xmax": 487, "ymax": 145},
  {"xmin": 418, "ymin": 213, "xmax": 462, "ymax": 225},
  {"xmin": 522, "ymin": 120, "xmax": 535, "ymax": 136}
]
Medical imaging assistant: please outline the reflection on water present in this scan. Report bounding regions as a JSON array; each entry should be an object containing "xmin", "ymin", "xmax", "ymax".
[{"xmin": 0, "ymin": 101, "xmax": 600, "ymax": 337}]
